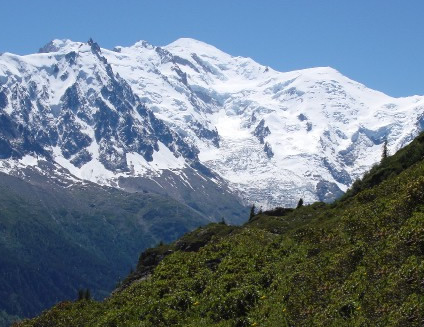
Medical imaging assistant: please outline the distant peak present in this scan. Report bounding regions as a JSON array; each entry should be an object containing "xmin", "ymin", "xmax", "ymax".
[
  {"xmin": 303, "ymin": 66, "xmax": 341, "ymax": 75},
  {"xmin": 38, "ymin": 39, "xmax": 83, "ymax": 54},
  {"xmin": 168, "ymin": 37, "xmax": 209, "ymax": 47},
  {"xmin": 87, "ymin": 38, "xmax": 101, "ymax": 53},
  {"xmin": 132, "ymin": 40, "xmax": 154, "ymax": 49},
  {"xmin": 113, "ymin": 40, "xmax": 155, "ymax": 53},
  {"xmin": 292, "ymin": 66, "xmax": 345, "ymax": 80},
  {"xmin": 165, "ymin": 38, "xmax": 226, "ymax": 56},
  {"xmin": 39, "ymin": 39, "xmax": 71, "ymax": 53}
]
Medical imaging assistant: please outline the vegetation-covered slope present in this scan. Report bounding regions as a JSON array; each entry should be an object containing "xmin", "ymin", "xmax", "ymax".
[
  {"xmin": 0, "ymin": 170, "xmax": 210, "ymax": 323},
  {"xmin": 15, "ymin": 136, "xmax": 424, "ymax": 326}
]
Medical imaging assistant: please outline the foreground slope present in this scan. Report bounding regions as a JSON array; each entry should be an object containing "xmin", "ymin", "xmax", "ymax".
[{"xmin": 17, "ymin": 134, "xmax": 424, "ymax": 326}]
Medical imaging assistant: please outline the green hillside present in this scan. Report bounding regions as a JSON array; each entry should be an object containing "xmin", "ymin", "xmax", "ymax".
[
  {"xmin": 14, "ymin": 135, "xmax": 424, "ymax": 326},
  {"xmin": 0, "ymin": 171, "xmax": 210, "ymax": 323}
]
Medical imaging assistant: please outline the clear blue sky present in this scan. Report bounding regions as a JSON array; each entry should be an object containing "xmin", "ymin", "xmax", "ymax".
[{"xmin": 1, "ymin": 0, "xmax": 423, "ymax": 97}]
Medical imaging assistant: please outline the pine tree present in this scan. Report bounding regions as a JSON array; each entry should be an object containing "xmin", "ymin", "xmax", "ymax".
[
  {"xmin": 84, "ymin": 289, "xmax": 91, "ymax": 300},
  {"xmin": 77, "ymin": 289, "xmax": 84, "ymax": 301},
  {"xmin": 249, "ymin": 204, "xmax": 256, "ymax": 221},
  {"xmin": 381, "ymin": 140, "xmax": 388, "ymax": 161},
  {"xmin": 296, "ymin": 198, "xmax": 304, "ymax": 208}
]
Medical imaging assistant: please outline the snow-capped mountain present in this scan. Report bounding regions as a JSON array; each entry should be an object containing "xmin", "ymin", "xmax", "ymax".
[{"xmin": 1, "ymin": 38, "xmax": 424, "ymax": 209}]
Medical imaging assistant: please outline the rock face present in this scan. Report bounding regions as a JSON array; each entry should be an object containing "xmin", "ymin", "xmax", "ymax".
[
  {"xmin": 0, "ymin": 39, "xmax": 197, "ymax": 173},
  {"xmin": 1, "ymin": 38, "xmax": 424, "ymax": 208}
]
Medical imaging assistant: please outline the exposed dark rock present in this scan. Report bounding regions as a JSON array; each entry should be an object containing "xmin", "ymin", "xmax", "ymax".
[
  {"xmin": 264, "ymin": 142, "xmax": 274, "ymax": 158},
  {"xmin": 38, "ymin": 40, "xmax": 61, "ymax": 53},
  {"xmin": 173, "ymin": 66, "xmax": 188, "ymax": 85},
  {"xmin": 0, "ymin": 113, "xmax": 50, "ymax": 159},
  {"xmin": 94, "ymin": 100, "xmax": 119, "ymax": 142},
  {"xmin": 173, "ymin": 55, "xmax": 200, "ymax": 72},
  {"xmin": 70, "ymin": 149, "xmax": 92, "ymax": 168},
  {"xmin": 0, "ymin": 89, "xmax": 8, "ymax": 109},
  {"xmin": 60, "ymin": 72, "xmax": 69, "ymax": 81},
  {"xmin": 0, "ymin": 138, "xmax": 13, "ymax": 159},
  {"xmin": 52, "ymin": 64, "xmax": 59, "ymax": 76},
  {"xmin": 191, "ymin": 121, "xmax": 220, "ymax": 147},
  {"xmin": 61, "ymin": 84, "xmax": 80, "ymax": 112},
  {"xmin": 254, "ymin": 119, "xmax": 271, "ymax": 144},
  {"xmin": 297, "ymin": 113, "xmax": 308, "ymax": 121},
  {"xmin": 88, "ymin": 38, "xmax": 101, "ymax": 53},
  {"xmin": 65, "ymin": 51, "xmax": 77, "ymax": 65},
  {"xmin": 0, "ymin": 114, "xmax": 18, "ymax": 139},
  {"xmin": 190, "ymin": 161, "xmax": 214, "ymax": 178},
  {"xmin": 58, "ymin": 111, "xmax": 92, "ymax": 159},
  {"xmin": 99, "ymin": 142, "xmax": 128, "ymax": 171},
  {"xmin": 27, "ymin": 81, "xmax": 38, "ymax": 100},
  {"xmin": 155, "ymin": 47, "xmax": 174, "ymax": 64},
  {"xmin": 191, "ymin": 53, "xmax": 219, "ymax": 75},
  {"xmin": 306, "ymin": 122, "xmax": 313, "ymax": 132}
]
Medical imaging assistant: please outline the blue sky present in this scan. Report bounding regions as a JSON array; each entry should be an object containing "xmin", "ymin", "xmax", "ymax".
[{"xmin": 1, "ymin": 0, "xmax": 423, "ymax": 97}]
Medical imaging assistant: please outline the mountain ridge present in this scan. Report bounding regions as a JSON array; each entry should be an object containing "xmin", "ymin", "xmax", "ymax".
[{"xmin": 1, "ymin": 37, "xmax": 424, "ymax": 209}]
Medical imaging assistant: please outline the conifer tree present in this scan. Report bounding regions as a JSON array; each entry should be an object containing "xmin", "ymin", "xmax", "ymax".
[
  {"xmin": 249, "ymin": 204, "xmax": 256, "ymax": 221},
  {"xmin": 297, "ymin": 198, "xmax": 304, "ymax": 208},
  {"xmin": 77, "ymin": 289, "xmax": 84, "ymax": 301},
  {"xmin": 381, "ymin": 139, "xmax": 388, "ymax": 161},
  {"xmin": 84, "ymin": 289, "xmax": 91, "ymax": 300}
]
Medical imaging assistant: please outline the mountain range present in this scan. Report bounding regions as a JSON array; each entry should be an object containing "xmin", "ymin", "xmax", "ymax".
[{"xmin": 1, "ymin": 38, "xmax": 424, "ymax": 209}]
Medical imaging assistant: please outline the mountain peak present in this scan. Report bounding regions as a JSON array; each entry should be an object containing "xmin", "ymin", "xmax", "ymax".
[
  {"xmin": 167, "ymin": 37, "xmax": 209, "ymax": 47},
  {"xmin": 164, "ymin": 38, "xmax": 228, "ymax": 58},
  {"xmin": 296, "ymin": 66, "xmax": 342, "ymax": 77},
  {"xmin": 87, "ymin": 38, "xmax": 101, "ymax": 53},
  {"xmin": 38, "ymin": 39, "xmax": 83, "ymax": 54},
  {"xmin": 132, "ymin": 40, "xmax": 155, "ymax": 49}
]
